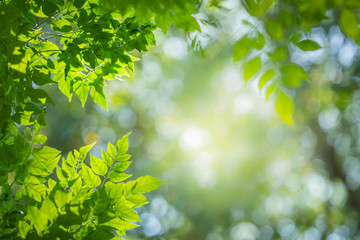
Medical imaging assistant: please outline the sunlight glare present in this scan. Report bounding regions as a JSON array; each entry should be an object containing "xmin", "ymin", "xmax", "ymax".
[{"xmin": 179, "ymin": 126, "xmax": 211, "ymax": 151}]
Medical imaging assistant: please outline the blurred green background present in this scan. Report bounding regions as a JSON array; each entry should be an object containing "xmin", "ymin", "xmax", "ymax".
[{"xmin": 43, "ymin": 1, "xmax": 360, "ymax": 239}]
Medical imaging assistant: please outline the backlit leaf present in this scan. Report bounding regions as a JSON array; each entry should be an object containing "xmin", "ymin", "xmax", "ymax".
[
  {"xmin": 27, "ymin": 158, "xmax": 48, "ymax": 177},
  {"xmin": 259, "ymin": 69, "xmax": 275, "ymax": 90},
  {"xmin": 79, "ymin": 142, "xmax": 96, "ymax": 158},
  {"xmin": 102, "ymin": 149, "xmax": 113, "ymax": 167},
  {"xmin": 75, "ymin": 83, "xmax": 90, "ymax": 107},
  {"xmin": 32, "ymin": 146, "xmax": 61, "ymax": 162},
  {"xmin": 41, "ymin": 198, "xmax": 58, "ymax": 221},
  {"xmin": 127, "ymin": 194, "xmax": 148, "ymax": 207},
  {"xmin": 99, "ymin": 214, "xmax": 139, "ymax": 231},
  {"xmin": 25, "ymin": 176, "xmax": 48, "ymax": 202},
  {"xmin": 114, "ymin": 204, "xmax": 141, "ymax": 222},
  {"xmin": 115, "ymin": 154, "xmax": 131, "ymax": 162},
  {"xmin": 275, "ymin": 91, "xmax": 294, "ymax": 126},
  {"xmin": 116, "ymin": 133, "xmax": 131, "ymax": 155},
  {"xmin": 19, "ymin": 221, "xmax": 31, "ymax": 239},
  {"xmin": 80, "ymin": 164, "xmax": 101, "ymax": 188},
  {"xmin": 244, "ymin": 56, "xmax": 261, "ymax": 82},
  {"xmin": 43, "ymin": 155, "xmax": 61, "ymax": 172},
  {"xmin": 54, "ymin": 190, "xmax": 72, "ymax": 210},
  {"xmin": 113, "ymin": 161, "xmax": 132, "ymax": 172},
  {"xmin": 90, "ymin": 86, "xmax": 108, "ymax": 110},
  {"xmin": 90, "ymin": 154, "xmax": 108, "ymax": 176},
  {"xmin": 265, "ymin": 83, "xmax": 276, "ymax": 99},
  {"xmin": 33, "ymin": 135, "xmax": 47, "ymax": 144},
  {"xmin": 107, "ymin": 142, "xmax": 117, "ymax": 158},
  {"xmin": 26, "ymin": 206, "xmax": 48, "ymax": 234},
  {"xmin": 109, "ymin": 172, "xmax": 132, "ymax": 183},
  {"xmin": 131, "ymin": 175, "xmax": 166, "ymax": 194}
]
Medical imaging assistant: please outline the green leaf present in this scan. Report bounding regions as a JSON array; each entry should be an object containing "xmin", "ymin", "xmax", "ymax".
[
  {"xmin": 48, "ymin": 178, "xmax": 57, "ymax": 192},
  {"xmin": 107, "ymin": 142, "xmax": 117, "ymax": 158},
  {"xmin": 19, "ymin": 221, "xmax": 31, "ymax": 239},
  {"xmin": 9, "ymin": 55, "xmax": 29, "ymax": 74},
  {"xmin": 113, "ymin": 161, "xmax": 132, "ymax": 172},
  {"xmin": 42, "ymin": 0, "xmax": 58, "ymax": 17},
  {"xmin": 79, "ymin": 142, "xmax": 96, "ymax": 158},
  {"xmin": 281, "ymin": 64, "xmax": 307, "ymax": 88},
  {"xmin": 90, "ymin": 86, "xmax": 108, "ymax": 110},
  {"xmin": 43, "ymin": 155, "xmax": 61, "ymax": 172},
  {"xmin": 82, "ymin": 49, "xmax": 96, "ymax": 69},
  {"xmin": 26, "ymin": 205, "xmax": 48, "ymax": 234},
  {"xmin": 54, "ymin": 190, "xmax": 72, "ymax": 210},
  {"xmin": 70, "ymin": 177, "xmax": 82, "ymax": 194},
  {"xmin": 172, "ymin": 13, "xmax": 200, "ymax": 32},
  {"xmin": 62, "ymin": 161, "xmax": 79, "ymax": 180},
  {"xmin": 51, "ymin": 18, "xmax": 73, "ymax": 32},
  {"xmin": 106, "ymin": 182, "xmax": 125, "ymax": 199},
  {"xmin": 80, "ymin": 164, "xmax": 101, "ymax": 188},
  {"xmin": 116, "ymin": 154, "xmax": 131, "ymax": 162},
  {"xmin": 57, "ymin": 74, "xmax": 73, "ymax": 101},
  {"xmin": 57, "ymin": 166, "xmax": 68, "ymax": 188},
  {"xmin": 27, "ymin": 158, "xmax": 48, "ymax": 177},
  {"xmin": 339, "ymin": 7, "xmax": 358, "ymax": 40},
  {"xmin": 40, "ymin": 42, "xmax": 60, "ymax": 57},
  {"xmin": 265, "ymin": 19, "xmax": 284, "ymax": 40},
  {"xmin": 14, "ymin": 134, "xmax": 31, "ymax": 162},
  {"xmin": 26, "ymin": 88, "xmax": 54, "ymax": 104},
  {"xmin": 258, "ymin": 69, "xmax": 275, "ymax": 90},
  {"xmin": 90, "ymin": 154, "xmax": 108, "ymax": 176},
  {"xmin": 265, "ymin": 83, "xmax": 276, "ymax": 99},
  {"xmin": 31, "ymin": 67, "xmax": 53, "ymax": 86},
  {"xmin": 233, "ymin": 36, "xmax": 251, "ymax": 62},
  {"xmin": 41, "ymin": 198, "xmax": 58, "ymax": 221},
  {"xmin": 73, "ymin": 0, "xmax": 86, "ymax": 8},
  {"xmin": 75, "ymin": 82, "xmax": 90, "ymax": 107},
  {"xmin": 116, "ymin": 133, "xmax": 131, "ymax": 155},
  {"xmin": 109, "ymin": 172, "xmax": 132, "ymax": 183},
  {"xmin": 66, "ymin": 152, "xmax": 77, "ymax": 167},
  {"xmin": 131, "ymin": 175, "xmax": 166, "ymax": 194},
  {"xmin": 275, "ymin": 91, "xmax": 294, "ymax": 126},
  {"xmin": 127, "ymin": 194, "xmax": 148, "ymax": 207},
  {"xmin": 32, "ymin": 146, "xmax": 61, "ymax": 162},
  {"xmin": 102, "ymin": 149, "xmax": 113, "ymax": 167},
  {"xmin": 268, "ymin": 46, "xmax": 287, "ymax": 61},
  {"xmin": 244, "ymin": 56, "xmax": 261, "ymax": 82},
  {"xmin": 33, "ymin": 135, "xmax": 47, "ymax": 144},
  {"xmin": 155, "ymin": 12, "xmax": 172, "ymax": 33},
  {"xmin": 114, "ymin": 204, "xmax": 141, "ymax": 222},
  {"xmin": 34, "ymin": 121, "xmax": 42, "ymax": 136},
  {"xmin": 279, "ymin": 10, "xmax": 293, "ymax": 29},
  {"xmin": 243, "ymin": 0, "xmax": 274, "ymax": 16},
  {"xmin": 295, "ymin": 39, "xmax": 321, "ymax": 51},
  {"xmin": 99, "ymin": 214, "xmax": 139, "ymax": 231},
  {"xmin": 24, "ymin": 176, "xmax": 49, "ymax": 202}
]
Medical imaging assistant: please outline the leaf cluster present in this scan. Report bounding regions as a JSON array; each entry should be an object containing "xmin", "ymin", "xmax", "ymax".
[
  {"xmin": 0, "ymin": 0, "xmax": 192, "ymax": 238},
  {"xmin": 231, "ymin": 0, "xmax": 360, "ymax": 126},
  {"xmin": 0, "ymin": 131, "xmax": 165, "ymax": 239}
]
